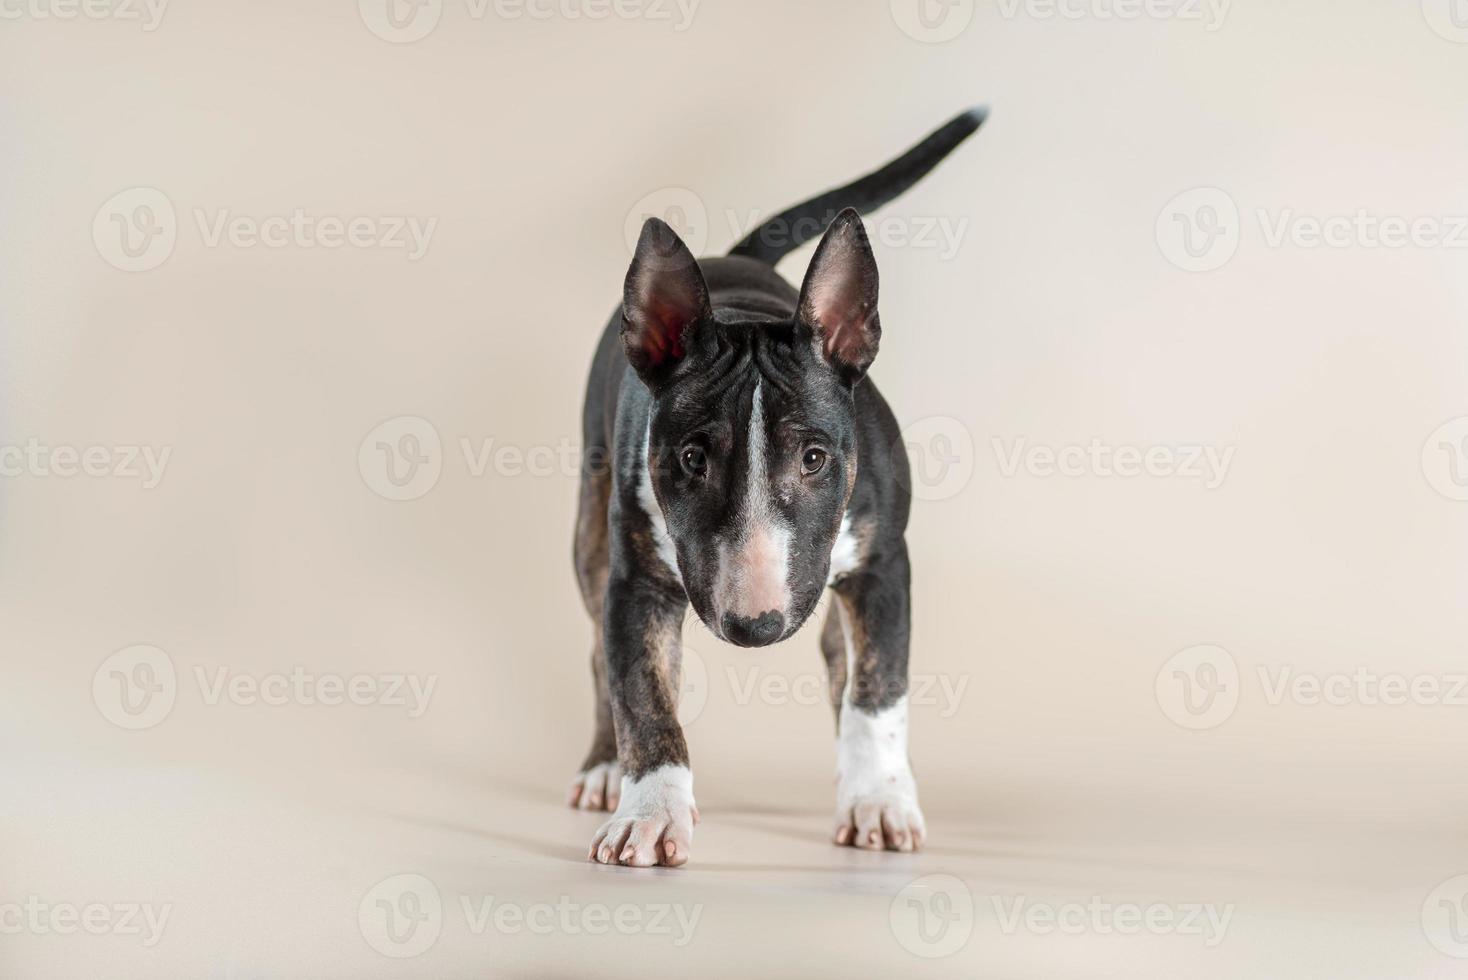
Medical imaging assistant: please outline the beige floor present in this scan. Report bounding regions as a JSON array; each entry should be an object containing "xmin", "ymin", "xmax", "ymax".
[
  {"xmin": 5, "ymin": 0, "xmax": 1468, "ymax": 977},
  {"xmin": 5, "ymin": 729, "xmax": 1468, "ymax": 978}
]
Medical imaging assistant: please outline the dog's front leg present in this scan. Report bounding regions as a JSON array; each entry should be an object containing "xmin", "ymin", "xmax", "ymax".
[
  {"xmin": 588, "ymin": 569, "xmax": 698, "ymax": 867},
  {"xmin": 829, "ymin": 538, "xmax": 926, "ymax": 851}
]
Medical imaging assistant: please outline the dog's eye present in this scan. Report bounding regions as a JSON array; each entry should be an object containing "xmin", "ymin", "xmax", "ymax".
[
  {"xmin": 801, "ymin": 447, "xmax": 828, "ymax": 476},
  {"xmin": 680, "ymin": 446, "xmax": 707, "ymax": 477}
]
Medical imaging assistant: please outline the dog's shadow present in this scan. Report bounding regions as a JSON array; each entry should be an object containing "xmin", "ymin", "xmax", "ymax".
[{"xmin": 373, "ymin": 792, "xmax": 1019, "ymax": 879}]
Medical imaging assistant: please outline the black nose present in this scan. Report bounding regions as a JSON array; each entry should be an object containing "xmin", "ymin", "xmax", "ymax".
[{"xmin": 721, "ymin": 611, "xmax": 785, "ymax": 647}]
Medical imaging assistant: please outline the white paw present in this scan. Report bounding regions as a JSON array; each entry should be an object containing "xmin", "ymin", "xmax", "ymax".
[
  {"xmin": 833, "ymin": 774, "xmax": 926, "ymax": 852},
  {"xmin": 568, "ymin": 760, "xmax": 621, "ymax": 811},
  {"xmin": 834, "ymin": 697, "xmax": 925, "ymax": 851},
  {"xmin": 589, "ymin": 765, "xmax": 698, "ymax": 868}
]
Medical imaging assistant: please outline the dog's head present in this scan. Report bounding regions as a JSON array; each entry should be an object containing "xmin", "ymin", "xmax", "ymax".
[{"xmin": 620, "ymin": 209, "xmax": 880, "ymax": 648}]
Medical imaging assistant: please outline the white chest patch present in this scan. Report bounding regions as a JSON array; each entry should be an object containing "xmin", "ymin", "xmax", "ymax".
[
  {"xmin": 638, "ymin": 421, "xmax": 681, "ymax": 582},
  {"xmin": 826, "ymin": 512, "xmax": 859, "ymax": 585}
]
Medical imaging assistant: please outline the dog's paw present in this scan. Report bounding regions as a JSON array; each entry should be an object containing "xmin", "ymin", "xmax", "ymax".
[
  {"xmin": 568, "ymin": 761, "xmax": 621, "ymax": 811},
  {"xmin": 588, "ymin": 765, "xmax": 697, "ymax": 868},
  {"xmin": 833, "ymin": 769, "xmax": 926, "ymax": 852}
]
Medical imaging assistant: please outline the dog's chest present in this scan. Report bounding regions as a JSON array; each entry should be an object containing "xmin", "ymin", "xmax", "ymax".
[
  {"xmin": 637, "ymin": 425, "xmax": 682, "ymax": 582},
  {"xmin": 825, "ymin": 514, "xmax": 860, "ymax": 585}
]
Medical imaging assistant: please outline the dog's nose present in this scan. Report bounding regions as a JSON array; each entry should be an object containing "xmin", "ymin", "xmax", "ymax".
[{"xmin": 721, "ymin": 610, "xmax": 785, "ymax": 647}]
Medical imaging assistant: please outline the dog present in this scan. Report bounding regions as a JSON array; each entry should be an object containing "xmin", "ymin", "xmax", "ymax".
[{"xmin": 569, "ymin": 108, "xmax": 987, "ymax": 867}]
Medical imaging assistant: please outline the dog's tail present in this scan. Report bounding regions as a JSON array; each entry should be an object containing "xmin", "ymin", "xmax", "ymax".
[{"xmin": 726, "ymin": 106, "xmax": 988, "ymax": 266}]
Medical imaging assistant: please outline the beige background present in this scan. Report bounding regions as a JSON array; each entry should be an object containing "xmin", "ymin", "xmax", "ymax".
[{"xmin": 4, "ymin": 0, "xmax": 1468, "ymax": 976}]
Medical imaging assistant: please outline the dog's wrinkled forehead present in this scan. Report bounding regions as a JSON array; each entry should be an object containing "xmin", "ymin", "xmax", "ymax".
[{"xmin": 651, "ymin": 318, "xmax": 852, "ymax": 441}]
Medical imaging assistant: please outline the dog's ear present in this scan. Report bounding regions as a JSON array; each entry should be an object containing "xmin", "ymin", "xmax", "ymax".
[
  {"xmin": 796, "ymin": 208, "xmax": 880, "ymax": 385},
  {"xmin": 622, "ymin": 218, "xmax": 711, "ymax": 391}
]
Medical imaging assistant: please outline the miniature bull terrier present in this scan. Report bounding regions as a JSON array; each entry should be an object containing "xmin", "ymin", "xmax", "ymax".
[{"xmin": 569, "ymin": 108, "xmax": 987, "ymax": 867}]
